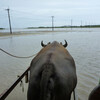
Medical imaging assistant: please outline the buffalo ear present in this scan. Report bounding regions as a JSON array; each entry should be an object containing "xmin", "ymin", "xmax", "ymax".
[
  {"xmin": 48, "ymin": 42, "xmax": 51, "ymax": 44},
  {"xmin": 60, "ymin": 42, "xmax": 62, "ymax": 45}
]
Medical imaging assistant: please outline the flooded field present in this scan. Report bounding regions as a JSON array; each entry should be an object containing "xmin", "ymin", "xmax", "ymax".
[{"xmin": 0, "ymin": 28, "xmax": 100, "ymax": 100}]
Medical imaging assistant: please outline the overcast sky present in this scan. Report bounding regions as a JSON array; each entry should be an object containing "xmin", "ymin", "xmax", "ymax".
[{"xmin": 0, "ymin": 0, "xmax": 100, "ymax": 28}]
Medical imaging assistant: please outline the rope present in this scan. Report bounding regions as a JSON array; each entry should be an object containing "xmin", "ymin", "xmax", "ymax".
[{"xmin": 0, "ymin": 48, "xmax": 37, "ymax": 59}]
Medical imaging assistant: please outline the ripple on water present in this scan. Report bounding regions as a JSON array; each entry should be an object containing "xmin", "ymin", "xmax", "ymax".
[{"xmin": 0, "ymin": 29, "xmax": 100, "ymax": 100}]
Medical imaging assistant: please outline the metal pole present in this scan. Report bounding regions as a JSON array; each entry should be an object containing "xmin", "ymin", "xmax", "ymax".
[
  {"xmin": 73, "ymin": 88, "xmax": 78, "ymax": 100},
  {"xmin": 73, "ymin": 90, "xmax": 76, "ymax": 100},
  {"xmin": 6, "ymin": 8, "xmax": 12, "ymax": 34},
  {"xmin": 81, "ymin": 20, "xmax": 82, "ymax": 28},
  {"xmin": 51, "ymin": 16, "xmax": 54, "ymax": 31},
  {"xmin": 0, "ymin": 67, "xmax": 30, "ymax": 100}
]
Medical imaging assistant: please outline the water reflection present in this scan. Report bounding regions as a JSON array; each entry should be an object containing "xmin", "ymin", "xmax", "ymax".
[{"xmin": 0, "ymin": 28, "xmax": 100, "ymax": 100}]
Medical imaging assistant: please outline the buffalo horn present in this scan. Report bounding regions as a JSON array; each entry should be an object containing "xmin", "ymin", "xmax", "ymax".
[
  {"xmin": 41, "ymin": 41, "xmax": 46, "ymax": 47},
  {"xmin": 63, "ymin": 40, "xmax": 68, "ymax": 47}
]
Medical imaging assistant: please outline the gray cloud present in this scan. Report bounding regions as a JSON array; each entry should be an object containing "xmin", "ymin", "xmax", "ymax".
[{"xmin": 0, "ymin": 0, "xmax": 100, "ymax": 28}]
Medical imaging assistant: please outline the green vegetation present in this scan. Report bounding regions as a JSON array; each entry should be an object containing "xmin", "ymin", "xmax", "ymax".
[
  {"xmin": 26, "ymin": 27, "xmax": 38, "ymax": 29},
  {"xmin": 26, "ymin": 25, "xmax": 100, "ymax": 29},
  {"xmin": 0, "ymin": 28, "xmax": 5, "ymax": 30},
  {"xmin": 82, "ymin": 25, "xmax": 100, "ymax": 28}
]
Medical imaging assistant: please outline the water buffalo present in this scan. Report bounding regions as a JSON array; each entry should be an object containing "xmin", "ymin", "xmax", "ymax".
[
  {"xmin": 88, "ymin": 84, "xmax": 100, "ymax": 100},
  {"xmin": 27, "ymin": 41, "xmax": 77, "ymax": 100}
]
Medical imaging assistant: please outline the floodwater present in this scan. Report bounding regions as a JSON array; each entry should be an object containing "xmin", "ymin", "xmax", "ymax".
[{"xmin": 0, "ymin": 28, "xmax": 100, "ymax": 100}]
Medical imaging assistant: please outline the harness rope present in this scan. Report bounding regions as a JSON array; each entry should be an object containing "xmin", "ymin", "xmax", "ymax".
[{"xmin": 0, "ymin": 48, "xmax": 37, "ymax": 58}]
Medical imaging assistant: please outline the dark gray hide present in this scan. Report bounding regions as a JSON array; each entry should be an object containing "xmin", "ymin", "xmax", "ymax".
[
  {"xmin": 88, "ymin": 84, "xmax": 100, "ymax": 100},
  {"xmin": 27, "ymin": 41, "xmax": 77, "ymax": 100}
]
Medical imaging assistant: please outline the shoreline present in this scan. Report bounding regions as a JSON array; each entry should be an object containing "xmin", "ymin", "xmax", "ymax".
[
  {"xmin": 0, "ymin": 32, "xmax": 32, "ymax": 37},
  {"xmin": 0, "ymin": 31, "xmax": 59, "ymax": 37},
  {"xmin": 0, "ymin": 28, "xmax": 96, "ymax": 37}
]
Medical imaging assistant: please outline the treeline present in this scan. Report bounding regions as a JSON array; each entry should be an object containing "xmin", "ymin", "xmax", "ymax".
[
  {"xmin": 27, "ymin": 25, "xmax": 100, "ymax": 29},
  {"xmin": 82, "ymin": 25, "xmax": 100, "ymax": 28},
  {"xmin": 1, "ymin": 25, "xmax": 100, "ymax": 30},
  {"xmin": 0, "ymin": 28, "xmax": 5, "ymax": 30}
]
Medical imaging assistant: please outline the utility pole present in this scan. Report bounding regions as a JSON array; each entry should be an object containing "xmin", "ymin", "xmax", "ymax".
[
  {"xmin": 81, "ymin": 20, "xmax": 82, "ymax": 28},
  {"xmin": 51, "ymin": 16, "xmax": 54, "ymax": 31},
  {"xmin": 71, "ymin": 19, "xmax": 73, "ymax": 30},
  {"xmin": 5, "ymin": 8, "xmax": 12, "ymax": 34}
]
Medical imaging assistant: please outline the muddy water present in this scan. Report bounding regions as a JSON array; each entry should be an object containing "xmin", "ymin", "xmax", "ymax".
[{"xmin": 0, "ymin": 28, "xmax": 100, "ymax": 100}]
